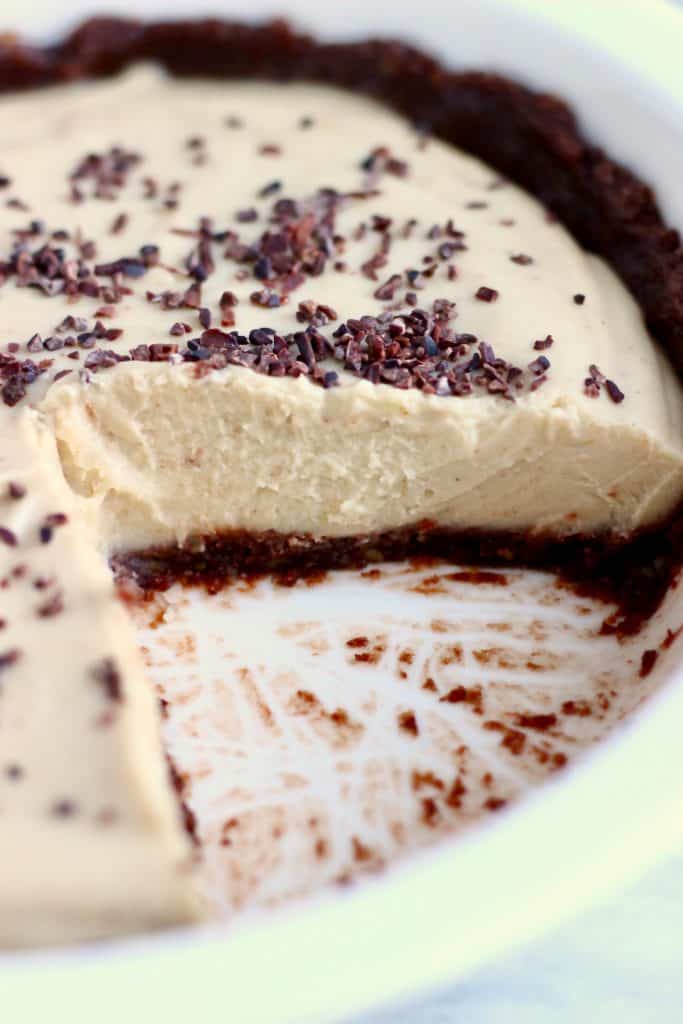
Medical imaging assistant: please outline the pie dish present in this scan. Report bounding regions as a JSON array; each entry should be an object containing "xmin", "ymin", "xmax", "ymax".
[{"xmin": 2, "ymin": 10, "xmax": 683, "ymax": 953}]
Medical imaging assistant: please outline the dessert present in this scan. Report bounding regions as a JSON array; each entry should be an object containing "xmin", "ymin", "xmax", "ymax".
[{"xmin": 1, "ymin": 18, "xmax": 683, "ymax": 947}]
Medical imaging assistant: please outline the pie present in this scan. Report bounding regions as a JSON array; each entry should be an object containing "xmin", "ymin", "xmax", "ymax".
[{"xmin": 1, "ymin": 17, "xmax": 683, "ymax": 946}]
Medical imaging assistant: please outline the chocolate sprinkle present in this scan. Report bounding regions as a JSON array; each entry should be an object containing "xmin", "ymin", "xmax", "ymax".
[
  {"xmin": 533, "ymin": 335, "xmax": 554, "ymax": 351},
  {"xmin": 0, "ymin": 648, "xmax": 21, "ymax": 672},
  {"xmin": 52, "ymin": 799, "xmax": 77, "ymax": 818},
  {"xmin": 36, "ymin": 591, "xmax": 64, "ymax": 618},
  {"xmin": 475, "ymin": 286, "xmax": 498, "ymax": 302},
  {"xmin": 605, "ymin": 379, "xmax": 625, "ymax": 404},
  {"xmin": 91, "ymin": 657, "xmax": 123, "ymax": 703}
]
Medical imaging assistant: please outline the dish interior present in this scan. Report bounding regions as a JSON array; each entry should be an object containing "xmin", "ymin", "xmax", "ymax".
[{"xmin": 135, "ymin": 560, "xmax": 683, "ymax": 916}]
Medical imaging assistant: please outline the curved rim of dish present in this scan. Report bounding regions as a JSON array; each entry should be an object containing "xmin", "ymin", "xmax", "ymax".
[{"xmin": 2, "ymin": 2, "xmax": 683, "ymax": 1022}]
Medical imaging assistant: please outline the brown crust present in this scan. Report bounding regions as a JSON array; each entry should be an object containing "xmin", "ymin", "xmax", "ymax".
[
  {"xmin": 3, "ymin": 16, "xmax": 683, "ymax": 628},
  {"xmin": 112, "ymin": 514, "xmax": 683, "ymax": 638}
]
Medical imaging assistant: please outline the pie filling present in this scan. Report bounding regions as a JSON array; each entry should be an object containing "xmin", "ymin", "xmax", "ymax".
[{"xmin": 1, "ymin": 17, "xmax": 683, "ymax": 946}]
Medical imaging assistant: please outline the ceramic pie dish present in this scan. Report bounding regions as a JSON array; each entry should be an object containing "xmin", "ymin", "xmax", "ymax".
[{"xmin": 2, "ymin": 1, "xmax": 683, "ymax": 1022}]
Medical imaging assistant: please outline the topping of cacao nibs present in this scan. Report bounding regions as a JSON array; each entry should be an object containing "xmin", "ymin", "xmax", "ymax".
[
  {"xmin": 0, "ymin": 527, "xmax": 17, "ymax": 547},
  {"xmin": 84, "ymin": 349, "xmax": 129, "ymax": 371},
  {"xmin": 51, "ymin": 799, "xmax": 77, "ymax": 818},
  {"xmin": 250, "ymin": 288, "xmax": 282, "ymax": 308},
  {"xmin": 573, "ymin": 293, "xmax": 586, "ymax": 305},
  {"xmin": 259, "ymin": 143, "xmax": 282, "ymax": 156},
  {"xmin": 56, "ymin": 316, "xmax": 88, "ymax": 334},
  {"xmin": 146, "ymin": 288, "xmax": 181, "ymax": 310},
  {"xmin": 5, "ymin": 763, "xmax": 23, "ymax": 780},
  {"xmin": 584, "ymin": 378, "xmax": 600, "ymax": 398},
  {"xmin": 236, "ymin": 207, "xmax": 258, "ymax": 223},
  {"xmin": 148, "ymin": 343, "xmax": 179, "ymax": 362},
  {"xmin": 110, "ymin": 212, "xmax": 128, "ymax": 235},
  {"xmin": 437, "ymin": 241, "xmax": 459, "ymax": 260},
  {"xmin": 198, "ymin": 307, "xmax": 212, "ymax": 329},
  {"xmin": 466, "ymin": 200, "xmax": 488, "ymax": 209},
  {"xmin": 7, "ymin": 482, "xmax": 26, "ymax": 500},
  {"xmin": 361, "ymin": 252, "xmax": 388, "ymax": 280},
  {"xmin": 139, "ymin": 244, "xmax": 160, "ymax": 267},
  {"xmin": 371, "ymin": 214, "xmax": 392, "ymax": 232},
  {"xmin": 360, "ymin": 146, "xmax": 409, "ymax": 182},
  {"xmin": 374, "ymin": 274, "xmax": 403, "ymax": 301},
  {"xmin": 70, "ymin": 145, "xmax": 142, "ymax": 200},
  {"xmin": 528, "ymin": 355, "xmax": 550, "ymax": 375},
  {"xmin": 475, "ymin": 286, "xmax": 499, "ymax": 302},
  {"xmin": 94, "ymin": 257, "xmax": 147, "ymax": 278},
  {"xmin": 605, "ymin": 379, "xmax": 625, "ymax": 403},
  {"xmin": 510, "ymin": 253, "xmax": 533, "ymax": 265},
  {"xmin": 296, "ymin": 300, "xmax": 338, "ymax": 325},
  {"xmin": 91, "ymin": 657, "xmax": 123, "ymax": 703},
  {"xmin": 36, "ymin": 591, "xmax": 64, "ymax": 618},
  {"xmin": 0, "ymin": 175, "xmax": 11, "ymax": 188},
  {"xmin": 45, "ymin": 512, "xmax": 68, "ymax": 527},
  {"xmin": 299, "ymin": 116, "xmax": 314, "ymax": 129},
  {"xmin": 258, "ymin": 180, "xmax": 282, "ymax": 198},
  {"xmin": 533, "ymin": 335, "xmax": 554, "ymax": 350},
  {"xmin": 0, "ymin": 648, "xmax": 21, "ymax": 671}
]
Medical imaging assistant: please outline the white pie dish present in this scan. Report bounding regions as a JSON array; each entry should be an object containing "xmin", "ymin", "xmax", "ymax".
[{"xmin": 2, "ymin": 1, "xmax": 683, "ymax": 1022}]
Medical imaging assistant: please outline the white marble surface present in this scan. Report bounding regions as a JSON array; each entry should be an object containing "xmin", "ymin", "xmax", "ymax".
[{"xmin": 350, "ymin": 851, "xmax": 683, "ymax": 1022}]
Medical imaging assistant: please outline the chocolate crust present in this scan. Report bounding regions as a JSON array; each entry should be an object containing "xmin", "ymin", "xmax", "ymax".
[
  {"xmin": 3, "ymin": 16, "xmax": 683, "ymax": 626},
  {"xmin": 2, "ymin": 16, "xmax": 683, "ymax": 378},
  {"xmin": 113, "ymin": 515, "xmax": 683, "ymax": 638}
]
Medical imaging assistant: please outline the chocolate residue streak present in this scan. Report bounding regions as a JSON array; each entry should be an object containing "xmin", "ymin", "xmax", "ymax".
[
  {"xmin": 561, "ymin": 699, "xmax": 592, "ymax": 718},
  {"xmin": 421, "ymin": 797, "xmax": 440, "ymax": 827},
  {"xmin": 411, "ymin": 574, "xmax": 447, "ymax": 596},
  {"xmin": 351, "ymin": 640, "xmax": 386, "ymax": 665},
  {"xmin": 446, "ymin": 570, "xmax": 508, "ymax": 586},
  {"xmin": 639, "ymin": 649, "xmax": 658, "ymax": 678},
  {"xmin": 445, "ymin": 777, "xmax": 467, "ymax": 809},
  {"xmin": 515, "ymin": 712, "xmax": 557, "ymax": 732},
  {"xmin": 484, "ymin": 797, "xmax": 507, "ymax": 812},
  {"xmin": 662, "ymin": 625, "xmax": 683, "ymax": 651},
  {"xmin": 439, "ymin": 644, "xmax": 464, "ymax": 666},
  {"xmin": 411, "ymin": 770, "xmax": 445, "ymax": 791},
  {"xmin": 398, "ymin": 711, "xmax": 419, "ymax": 736}
]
